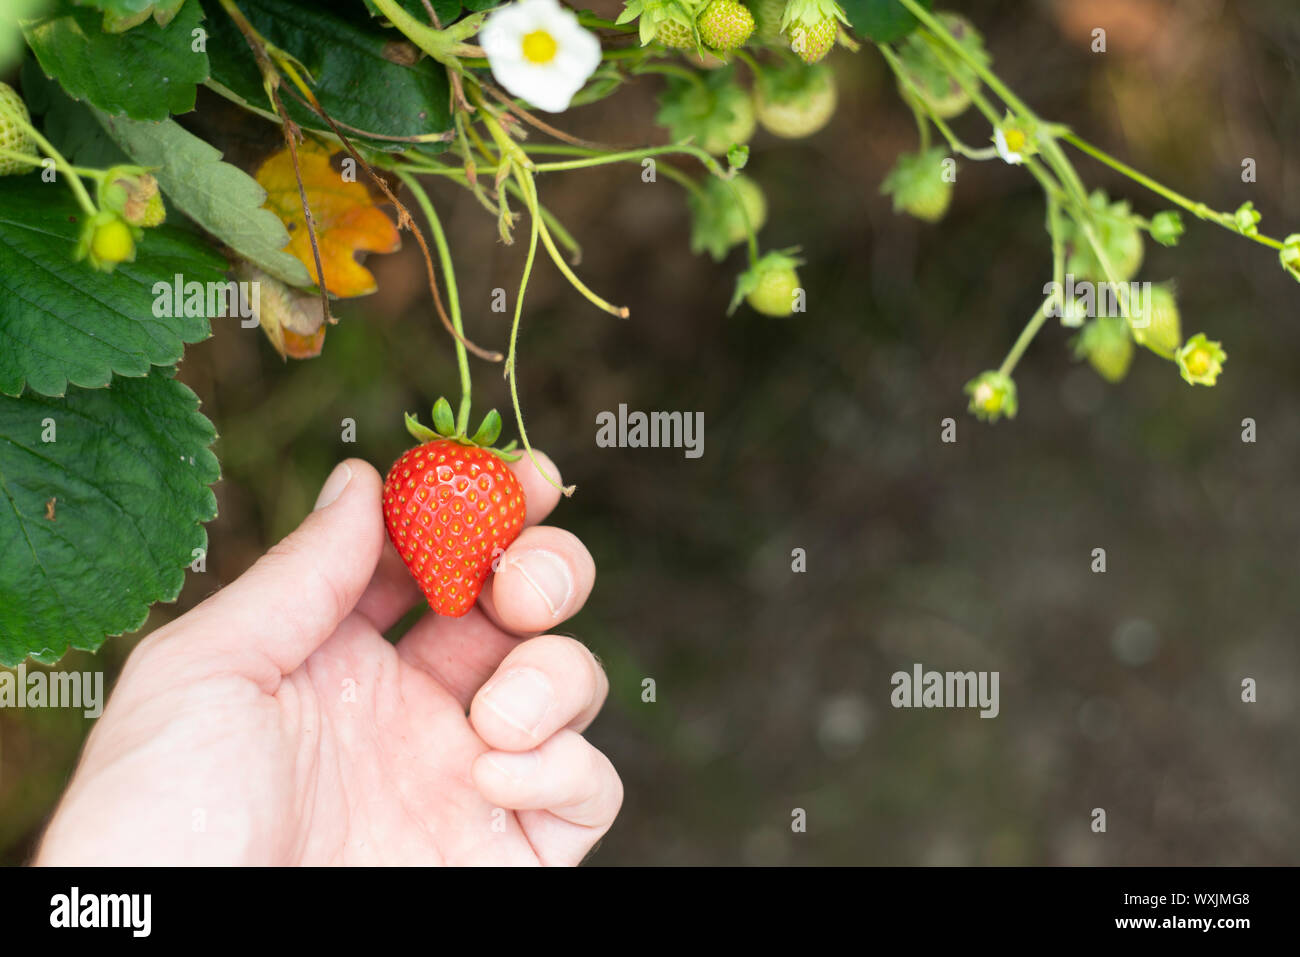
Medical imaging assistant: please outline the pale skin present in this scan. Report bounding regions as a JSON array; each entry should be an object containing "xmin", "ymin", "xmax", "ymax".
[{"xmin": 36, "ymin": 452, "xmax": 621, "ymax": 866}]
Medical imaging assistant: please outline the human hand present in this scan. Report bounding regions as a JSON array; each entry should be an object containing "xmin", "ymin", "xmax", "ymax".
[{"xmin": 36, "ymin": 454, "xmax": 620, "ymax": 865}]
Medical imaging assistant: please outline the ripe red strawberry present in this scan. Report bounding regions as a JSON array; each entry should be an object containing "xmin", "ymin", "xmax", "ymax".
[{"xmin": 383, "ymin": 434, "xmax": 526, "ymax": 617}]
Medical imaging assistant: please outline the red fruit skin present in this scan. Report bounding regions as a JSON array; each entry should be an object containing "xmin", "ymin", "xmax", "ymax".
[{"xmin": 382, "ymin": 440, "xmax": 527, "ymax": 617}]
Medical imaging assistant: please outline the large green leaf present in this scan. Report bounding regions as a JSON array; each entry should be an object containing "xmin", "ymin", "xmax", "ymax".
[
  {"xmin": 94, "ymin": 108, "xmax": 314, "ymax": 287},
  {"xmin": 21, "ymin": 54, "xmax": 130, "ymax": 168},
  {"xmin": 0, "ymin": 179, "xmax": 228, "ymax": 398},
  {"xmin": 841, "ymin": 0, "xmax": 933, "ymax": 43},
  {"xmin": 203, "ymin": 0, "xmax": 454, "ymax": 152},
  {"xmin": 0, "ymin": 368, "xmax": 219, "ymax": 666},
  {"xmin": 22, "ymin": 0, "xmax": 209, "ymax": 120}
]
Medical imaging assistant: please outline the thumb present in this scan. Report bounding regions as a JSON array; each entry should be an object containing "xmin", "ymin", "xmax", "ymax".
[{"xmin": 177, "ymin": 459, "xmax": 386, "ymax": 678}]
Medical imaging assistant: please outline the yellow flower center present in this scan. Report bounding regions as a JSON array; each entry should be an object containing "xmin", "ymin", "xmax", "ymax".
[
  {"xmin": 1003, "ymin": 128, "xmax": 1026, "ymax": 153},
  {"xmin": 975, "ymin": 383, "xmax": 998, "ymax": 410},
  {"xmin": 1186, "ymin": 348, "xmax": 1212, "ymax": 376},
  {"xmin": 521, "ymin": 29, "xmax": 558, "ymax": 64}
]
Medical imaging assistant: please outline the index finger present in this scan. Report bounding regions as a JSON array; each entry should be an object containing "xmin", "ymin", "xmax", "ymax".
[{"xmin": 508, "ymin": 448, "xmax": 565, "ymax": 528}]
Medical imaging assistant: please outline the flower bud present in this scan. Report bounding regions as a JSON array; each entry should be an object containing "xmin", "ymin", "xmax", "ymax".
[
  {"xmin": 1149, "ymin": 210, "xmax": 1184, "ymax": 247},
  {"xmin": 963, "ymin": 370, "xmax": 1017, "ymax": 422},
  {"xmin": 1232, "ymin": 201, "xmax": 1261, "ymax": 237},
  {"xmin": 1279, "ymin": 234, "xmax": 1300, "ymax": 284},
  {"xmin": 1176, "ymin": 333, "xmax": 1226, "ymax": 387},
  {"xmin": 75, "ymin": 211, "xmax": 138, "ymax": 272},
  {"xmin": 99, "ymin": 165, "xmax": 162, "ymax": 226}
]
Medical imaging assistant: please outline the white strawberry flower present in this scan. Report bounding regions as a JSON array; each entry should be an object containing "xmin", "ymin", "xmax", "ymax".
[
  {"xmin": 479, "ymin": 0, "xmax": 602, "ymax": 114},
  {"xmin": 993, "ymin": 126, "xmax": 1023, "ymax": 165}
]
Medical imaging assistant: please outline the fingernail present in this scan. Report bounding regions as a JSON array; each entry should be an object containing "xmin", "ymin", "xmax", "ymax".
[
  {"xmin": 314, "ymin": 462, "xmax": 353, "ymax": 511},
  {"xmin": 483, "ymin": 668, "xmax": 554, "ymax": 737},
  {"xmin": 484, "ymin": 750, "xmax": 541, "ymax": 782},
  {"xmin": 507, "ymin": 550, "xmax": 572, "ymax": 619}
]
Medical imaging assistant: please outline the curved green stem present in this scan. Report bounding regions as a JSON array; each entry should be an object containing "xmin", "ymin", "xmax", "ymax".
[
  {"xmin": 999, "ymin": 295, "xmax": 1055, "ymax": 377},
  {"xmin": 733, "ymin": 49, "xmax": 763, "ymax": 77},
  {"xmin": 877, "ymin": 42, "xmax": 994, "ymax": 159},
  {"xmin": 655, "ymin": 161, "xmax": 707, "ymax": 200},
  {"xmin": 0, "ymin": 100, "xmax": 97, "ymax": 216},
  {"xmin": 507, "ymin": 167, "xmax": 575, "ymax": 495},
  {"xmin": 632, "ymin": 61, "xmax": 708, "ymax": 87},
  {"xmin": 1061, "ymin": 131, "xmax": 1285, "ymax": 250},
  {"xmin": 534, "ymin": 143, "xmax": 732, "ymax": 178},
  {"xmin": 897, "ymin": 0, "xmax": 1033, "ymax": 119},
  {"xmin": 396, "ymin": 170, "xmax": 473, "ymax": 432}
]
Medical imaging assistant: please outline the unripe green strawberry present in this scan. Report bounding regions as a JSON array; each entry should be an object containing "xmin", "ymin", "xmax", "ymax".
[
  {"xmin": 754, "ymin": 61, "xmax": 836, "ymax": 139},
  {"xmin": 698, "ymin": 0, "xmax": 754, "ymax": 51},
  {"xmin": 748, "ymin": 0, "xmax": 786, "ymax": 42},
  {"xmin": 656, "ymin": 19, "xmax": 696, "ymax": 47},
  {"xmin": 74, "ymin": 211, "xmax": 139, "ymax": 272},
  {"xmin": 0, "ymin": 81, "xmax": 36, "ymax": 176},
  {"xmin": 730, "ymin": 249, "xmax": 803, "ymax": 316},
  {"xmin": 1129, "ymin": 282, "xmax": 1181, "ymax": 359},
  {"xmin": 1063, "ymin": 190, "xmax": 1144, "ymax": 283},
  {"xmin": 780, "ymin": 0, "xmax": 847, "ymax": 65},
  {"xmin": 964, "ymin": 370, "xmax": 1017, "ymax": 423},
  {"xmin": 657, "ymin": 67, "xmax": 755, "ymax": 156},
  {"xmin": 881, "ymin": 147, "xmax": 954, "ymax": 223},
  {"xmin": 789, "ymin": 16, "xmax": 836, "ymax": 63},
  {"xmin": 1074, "ymin": 316, "xmax": 1134, "ymax": 383},
  {"xmin": 92, "ymin": 218, "xmax": 135, "ymax": 264},
  {"xmin": 689, "ymin": 173, "xmax": 767, "ymax": 261},
  {"xmin": 896, "ymin": 13, "xmax": 988, "ymax": 120},
  {"xmin": 384, "ymin": 437, "xmax": 527, "ymax": 617}
]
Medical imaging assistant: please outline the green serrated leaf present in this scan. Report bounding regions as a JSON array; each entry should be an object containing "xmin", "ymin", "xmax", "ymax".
[
  {"xmin": 203, "ymin": 0, "xmax": 454, "ymax": 153},
  {"xmin": 470, "ymin": 408, "xmax": 502, "ymax": 447},
  {"xmin": 841, "ymin": 0, "xmax": 933, "ymax": 43},
  {"xmin": 0, "ymin": 180, "xmax": 227, "ymax": 398},
  {"xmin": 431, "ymin": 396, "xmax": 456, "ymax": 435},
  {"xmin": 93, "ymin": 109, "xmax": 314, "ymax": 288},
  {"xmin": 22, "ymin": 55, "xmax": 130, "ymax": 167},
  {"xmin": 0, "ymin": 368, "xmax": 219, "ymax": 665},
  {"xmin": 22, "ymin": 0, "xmax": 209, "ymax": 121}
]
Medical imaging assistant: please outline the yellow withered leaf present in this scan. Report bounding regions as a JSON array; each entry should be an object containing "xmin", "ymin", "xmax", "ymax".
[{"xmin": 255, "ymin": 140, "xmax": 400, "ymax": 297}]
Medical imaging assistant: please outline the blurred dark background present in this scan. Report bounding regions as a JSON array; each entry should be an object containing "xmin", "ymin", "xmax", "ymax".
[{"xmin": 3, "ymin": 0, "xmax": 1299, "ymax": 864}]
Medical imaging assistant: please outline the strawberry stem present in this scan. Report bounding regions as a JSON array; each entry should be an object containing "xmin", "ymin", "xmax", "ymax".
[
  {"xmin": 508, "ymin": 166, "xmax": 576, "ymax": 496},
  {"xmin": 1059, "ymin": 132, "xmax": 1287, "ymax": 251},
  {"xmin": 0, "ymin": 99, "xmax": 97, "ymax": 217},
  {"xmin": 396, "ymin": 170, "xmax": 474, "ymax": 433}
]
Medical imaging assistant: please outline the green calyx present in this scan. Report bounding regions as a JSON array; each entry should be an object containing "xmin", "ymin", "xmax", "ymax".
[
  {"xmin": 729, "ymin": 247, "xmax": 804, "ymax": 316},
  {"xmin": 656, "ymin": 67, "xmax": 756, "ymax": 156},
  {"xmin": 618, "ymin": 0, "xmax": 705, "ymax": 50},
  {"xmin": 963, "ymin": 370, "xmax": 1017, "ymax": 423},
  {"xmin": 780, "ymin": 0, "xmax": 850, "ymax": 31},
  {"xmin": 405, "ymin": 398, "xmax": 522, "ymax": 461}
]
